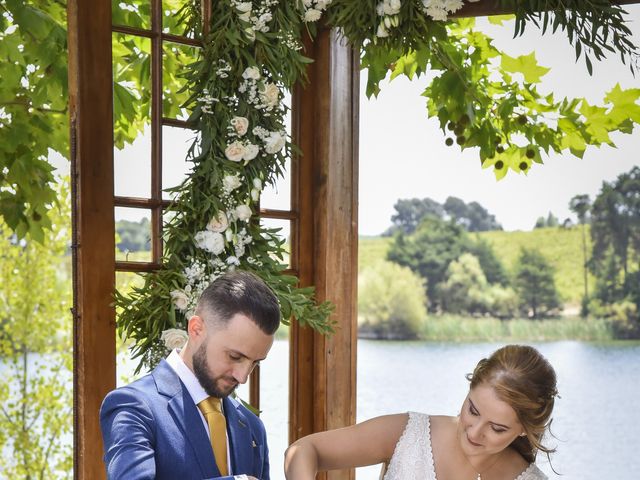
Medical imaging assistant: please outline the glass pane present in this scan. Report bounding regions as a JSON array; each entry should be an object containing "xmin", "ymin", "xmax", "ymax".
[
  {"xmin": 260, "ymin": 218, "xmax": 291, "ymax": 268},
  {"xmin": 113, "ymin": 32, "xmax": 152, "ymax": 197},
  {"xmin": 163, "ymin": 0, "xmax": 201, "ymax": 39},
  {"xmin": 162, "ymin": 125, "xmax": 197, "ymax": 200},
  {"xmin": 261, "ymin": 157, "xmax": 291, "ymax": 211},
  {"xmin": 259, "ymin": 337, "xmax": 290, "ymax": 477},
  {"xmin": 163, "ymin": 41, "xmax": 200, "ymax": 120},
  {"xmin": 262, "ymin": 90, "xmax": 292, "ymax": 210},
  {"xmin": 112, "ymin": 0, "xmax": 151, "ymax": 30},
  {"xmin": 115, "ymin": 207, "xmax": 152, "ymax": 262}
]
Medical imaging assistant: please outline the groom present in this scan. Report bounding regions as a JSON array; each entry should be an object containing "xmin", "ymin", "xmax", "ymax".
[{"xmin": 100, "ymin": 270, "xmax": 281, "ymax": 480}]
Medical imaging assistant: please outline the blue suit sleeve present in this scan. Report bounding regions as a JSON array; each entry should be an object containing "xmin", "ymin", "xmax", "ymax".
[{"xmin": 100, "ymin": 387, "xmax": 157, "ymax": 480}]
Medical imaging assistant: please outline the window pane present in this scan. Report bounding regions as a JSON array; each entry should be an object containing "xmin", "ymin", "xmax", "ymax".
[
  {"xmin": 113, "ymin": 32, "xmax": 152, "ymax": 197},
  {"xmin": 115, "ymin": 207, "xmax": 152, "ymax": 262},
  {"xmin": 112, "ymin": 0, "xmax": 151, "ymax": 30},
  {"xmin": 260, "ymin": 218, "xmax": 291, "ymax": 269},
  {"xmin": 162, "ymin": 0, "xmax": 201, "ymax": 39},
  {"xmin": 163, "ymin": 41, "xmax": 200, "ymax": 120},
  {"xmin": 261, "ymin": 157, "xmax": 292, "ymax": 211},
  {"xmin": 162, "ymin": 125, "xmax": 197, "ymax": 200}
]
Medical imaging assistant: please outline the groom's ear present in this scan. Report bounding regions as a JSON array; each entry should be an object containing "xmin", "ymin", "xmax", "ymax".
[{"xmin": 188, "ymin": 314, "xmax": 206, "ymax": 340}]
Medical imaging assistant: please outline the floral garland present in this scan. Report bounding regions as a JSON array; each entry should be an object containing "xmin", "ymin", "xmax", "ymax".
[{"xmin": 116, "ymin": 0, "xmax": 639, "ymax": 371}]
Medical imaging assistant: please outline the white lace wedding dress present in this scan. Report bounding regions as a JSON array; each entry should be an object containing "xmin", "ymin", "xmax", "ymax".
[{"xmin": 382, "ymin": 412, "xmax": 547, "ymax": 480}]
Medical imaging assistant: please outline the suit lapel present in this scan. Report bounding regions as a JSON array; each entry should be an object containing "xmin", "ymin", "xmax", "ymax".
[
  {"xmin": 153, "ymin": 361, "xmax": 220, "ymax": 478},
  {"xmin": 224, "ymin": 396, "xmax": 252, "ymax": 474}
]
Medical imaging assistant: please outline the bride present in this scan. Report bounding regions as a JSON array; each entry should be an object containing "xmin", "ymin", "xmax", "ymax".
[{"xmin": 285, "ymin": 345, "xmax": 557, "ymax": 480}]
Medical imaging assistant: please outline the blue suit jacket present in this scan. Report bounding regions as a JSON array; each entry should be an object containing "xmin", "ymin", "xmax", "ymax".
[{"xmin": 100, "ymin": 360, "xmax": 270, "ymax": 480}]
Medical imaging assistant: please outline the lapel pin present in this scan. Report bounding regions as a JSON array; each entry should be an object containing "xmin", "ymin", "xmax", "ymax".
[
  {"xmin": 252, "ymin": 440, "xmax": 257, "ymax": 448},
  {"xmin": 238, "ymin": 419, "xmax": 247, "ymax": 428}
]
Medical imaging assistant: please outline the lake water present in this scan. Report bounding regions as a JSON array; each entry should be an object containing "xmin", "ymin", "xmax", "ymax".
[{"xmin": 246, "ymin": 339, "xmax": 640, "ymax": 480}]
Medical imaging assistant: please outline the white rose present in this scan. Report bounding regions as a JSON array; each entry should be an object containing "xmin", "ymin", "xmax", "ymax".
[
  {"xmin": 207, "ymin": 211, "xmax": 229, "ymax": 233},
  {"xmin": 243, "ymin": 143, "xmax": 260, "ymax": 161},
  {"xmin": 304, "ymin": 8, "xmax": 322, "ymax": 22},
  {"xmin": 235, "ymin": 204, "xmax": 252, "ymax": 221},
  {"xmin": 260, "ymin": 83, "xmax": 280, "ymax": 108},
  {"xmin": 236, "ymin": 2, "xmax": 252, "ymax": 13},
  {"xmin": 169, "ymin": 291, "xmax": 190, "ymax": 312},
  {"xmin": 195, "ymin": 230, "xmax": 225, "ymax": 254},
  {"xmin": 251, "ymin": 188, "xmax": 260, "ymax": 202},
  {"xmin": 242, "ymin": 66, "xmax": 261, "ymax": 80},
  {"xmin": 376, "ymin": 23, "xmax": 389, "ymax": 38},
  {"xmin": 264, "ymin": 132, "xmax": 286, "ymax": 154},
  {"xmin": 225, "ymin": 141, "xmax": 246, "ymax": 162},
  {"xmin": 231, "ymin": 116, "xmax": 249, "ymax": 136},
  {"xmin": 443, "ymin": 0, "xmax": 464, "ymax": 12},
  {"xmin": 223, "ymin": 174, "xmax": 241, "ymax": 192},
  {"xmin": 316, "ymin": 0, "xmax": 332, "ymax": 9},
  {"xmin": 161, "ymin": 328, "xmax": 189, "ymax": 350}
]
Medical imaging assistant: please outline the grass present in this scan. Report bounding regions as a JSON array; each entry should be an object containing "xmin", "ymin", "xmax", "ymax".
[
  {"xmin": 420, "ymin": 315, "xmax": 613, "ymax": 342},
  {"xmin": 358, "ymin": 227, "xmax": 592, "ymax": 305}
]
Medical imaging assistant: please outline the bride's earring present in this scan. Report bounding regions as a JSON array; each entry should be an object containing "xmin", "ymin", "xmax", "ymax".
[{"xmin": 519, "ymin": 432, "xmax": 526, "ymax": 437}]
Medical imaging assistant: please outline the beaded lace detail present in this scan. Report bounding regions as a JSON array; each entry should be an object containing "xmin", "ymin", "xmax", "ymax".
[{"xmin": 382, "ymin": 412, "xmax": 547, "ymax": 480}]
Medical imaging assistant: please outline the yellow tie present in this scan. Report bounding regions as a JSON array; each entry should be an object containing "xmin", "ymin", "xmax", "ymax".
[{"xmin": 198, "ymin": 397, "xmax": 228, "ymax": 476}]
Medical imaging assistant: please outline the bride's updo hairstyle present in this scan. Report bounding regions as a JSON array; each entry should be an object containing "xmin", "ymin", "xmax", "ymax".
[{"xmin": 467, "ymin": 345, "xmax": 558, "ymax": 464}]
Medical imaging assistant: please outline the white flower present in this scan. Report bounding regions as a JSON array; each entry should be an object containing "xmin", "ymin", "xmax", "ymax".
[
  {"xmin": 304, "ymin": 8, "xmax": 322, "ymax": 22},
  {"xmin": 242, "ymin": 66, "xmax": 261, "ymax": 80},
  {"xmin": 243, "ymin": 143, "xmax": 260, "ymax": 161},
  {"xmin": 195, "ymin": 230, "xmax": 225, "ymax": 254},
  {"xmin": 161, "ymin": 328, "xmax": 189, "ymax": 349},
  {"xmin": 225, "ymin": 228, "xmax": 234, "ymax": 242},
  {"xmin": 303, "ymin": 0, "xmax": 313, "ymax": 6},
  {"xmin": 444, "ymin": 0, "xmax": 464, "ymax": 12},
  {"xmin": 244, "ymin": 27, "xmax": 256, "ymax": 42},
  {"xmin": 251, "ymin": 188, "xmax": 260, "ymax": 202},
  {"xmin": 231, "ymin": 116, "xmax": 249, "ymax": 136},
  {"xmin": 226, "ymin": 255, "xmax": 241, "ymax": 266},
  {"xmin": 207, "ymin": 211, "xmax": 229, "ymax": 233},
  {"xmin": 235, "ymin": 204, "xmax": 253, "ymax": 221},
  {"xmin": 260, "ymin": 83, "xmax": 280, "ymax": 109},
  {"xmin": 376, "ymin": 23, "xmax": 389, "ymax": 38},
  {"xmin": 223, "ymin": 174, "xmax": 242, "ymax": 192},
  {"xmin": 253, "ymin": 178, "xmax": 263, "ymax": 190},
  {"xmin": 169, "ymin": 291, "xmax": 190, "ymax": 312},
  {"xmin": 225, "ymin": 141, "xmax": 246, "ymax": 162},
  {"xmin": 236, "ymin": 2, "xmax": 252, "ymax": 13},
  {"xmin": 426, "ymin": 6, "xmax": 448, "ymax": 21},
  {"xmin": 239, "ymin": 10, "xmax": 251, "ymax": 22},
  {"xmin": 316, "ymin": 0, "xmax": 332, "ymax": 9},
  {"xmin": 264, "ymin": 131, "xmax": 286, "ymax": 154}
]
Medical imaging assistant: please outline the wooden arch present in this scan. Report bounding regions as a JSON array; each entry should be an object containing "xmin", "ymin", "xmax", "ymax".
[{"xmin": 67, "ymin": 1, "xmax": 638, "ymax": 479}]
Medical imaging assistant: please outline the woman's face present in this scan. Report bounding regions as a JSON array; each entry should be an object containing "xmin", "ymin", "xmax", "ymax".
[{"xmin": 458, "ymin": 382, "xmax": 524, "ymax": 457}]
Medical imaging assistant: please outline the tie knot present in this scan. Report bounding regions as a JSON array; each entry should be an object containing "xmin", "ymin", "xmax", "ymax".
[{"xmin": 198, "ymin": 397, "xmax": 223, "ymax": 415}]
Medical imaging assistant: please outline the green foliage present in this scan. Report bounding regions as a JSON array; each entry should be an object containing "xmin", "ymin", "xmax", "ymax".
[
  {"xmin": 0, "ymin": 177, "xmax": 72, "ymax": 479},
  {"xmin": 116, "ymin": 218, "xmax": 151, "ymax": 252},
  {"xmin": 388, "ymin": 216, "xmax": 468, "ymax": 310},
  {"xmin": 358, "ymin": 260, "xmax": 427, "ymax": 339},
  {"xmin": 514, "ymin": 247, "xmax": 561, "ymax": 318},
  {"xmin": 438, "ymin": 253, "xmax": 517, "ymax": 318}
]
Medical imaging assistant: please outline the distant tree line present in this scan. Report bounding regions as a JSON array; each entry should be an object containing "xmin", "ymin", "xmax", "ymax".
[
  {"xmin": 576, "ymin": 166, "xmax": 640, "ymax": 337},
  {"xmin": 116, "ymin": 218, "xmax": 151, "ymax": 252},
  {"xmin": 384, "ymin": 196, "xmax": 503, "ymax": 236}
]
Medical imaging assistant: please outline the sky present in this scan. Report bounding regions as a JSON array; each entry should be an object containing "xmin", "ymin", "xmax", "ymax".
[{"xmin": 51, "ymin": 5, "xmax": 640, "ymax": 236}]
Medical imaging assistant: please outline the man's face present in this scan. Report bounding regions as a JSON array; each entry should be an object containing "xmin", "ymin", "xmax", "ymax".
[{"xmin": 192, "ymin": 313, "xmax": 274, "ymax": 398}]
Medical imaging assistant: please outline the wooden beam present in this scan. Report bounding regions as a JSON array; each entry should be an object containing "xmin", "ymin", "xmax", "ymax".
[
  {"xmin": 290, "ymin": 27, "xmax": 360, "ymax": 480},
  {"xmin": 67, "ymin": 1, "xmax": 115, "ymax": 479}
]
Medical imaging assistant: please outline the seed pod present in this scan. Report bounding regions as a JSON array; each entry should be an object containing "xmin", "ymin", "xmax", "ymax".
[
  {"xmin": 445, "ymin": 137, "xmax": 454, "ymax": 146},
  {"xmin": 519, "ymin": 161, "xmax": 528, "ymax": 171},
  {"xmin": 495, "ymin": 160, "xmax": 504, "ymax": 170}
]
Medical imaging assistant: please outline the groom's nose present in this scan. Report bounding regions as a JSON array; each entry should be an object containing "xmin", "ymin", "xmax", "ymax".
[{"xmin": 232, "ymin": 361, "xmax": 254, "ymax": 384}]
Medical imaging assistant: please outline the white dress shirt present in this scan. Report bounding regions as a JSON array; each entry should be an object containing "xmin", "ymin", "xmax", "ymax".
[{"xmin": 166, "ymin": 349, "xmax": 248, "ymax": 479}]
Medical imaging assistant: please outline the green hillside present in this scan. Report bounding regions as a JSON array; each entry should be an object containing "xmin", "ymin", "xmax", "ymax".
[{"xmin": 359, "ymin": 227, "xmax": 591, "ymax": 306}]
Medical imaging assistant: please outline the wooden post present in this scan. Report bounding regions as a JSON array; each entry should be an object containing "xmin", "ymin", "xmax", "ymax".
[
  {"xmin": 290, "ymin": 27, "xmax": 360, "ymax": 480},
  {"xmin": 67, "ymin": 1, "xmax": 116, "ymax": 479}
]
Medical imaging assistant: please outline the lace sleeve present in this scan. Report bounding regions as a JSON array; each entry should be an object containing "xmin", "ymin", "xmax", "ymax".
[{"xmin": 516, "ymin": 463, "xmax": 548, "ymax": 480}]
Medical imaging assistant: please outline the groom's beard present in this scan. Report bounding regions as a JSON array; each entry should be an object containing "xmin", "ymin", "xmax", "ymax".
[{"xmin": 193, "ymin": 341, "xmax": 238, "ymax": 398}]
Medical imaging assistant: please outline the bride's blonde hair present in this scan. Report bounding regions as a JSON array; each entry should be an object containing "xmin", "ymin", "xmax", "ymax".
[{"xmin": 467, "ymin": 344, "xmax": 558, "ymax": 464}]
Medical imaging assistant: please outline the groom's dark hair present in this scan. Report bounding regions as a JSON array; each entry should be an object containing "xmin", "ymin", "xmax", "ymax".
[{"xmin": 196, "ymin": 270, "xmax": 280, "ymax": 335}]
